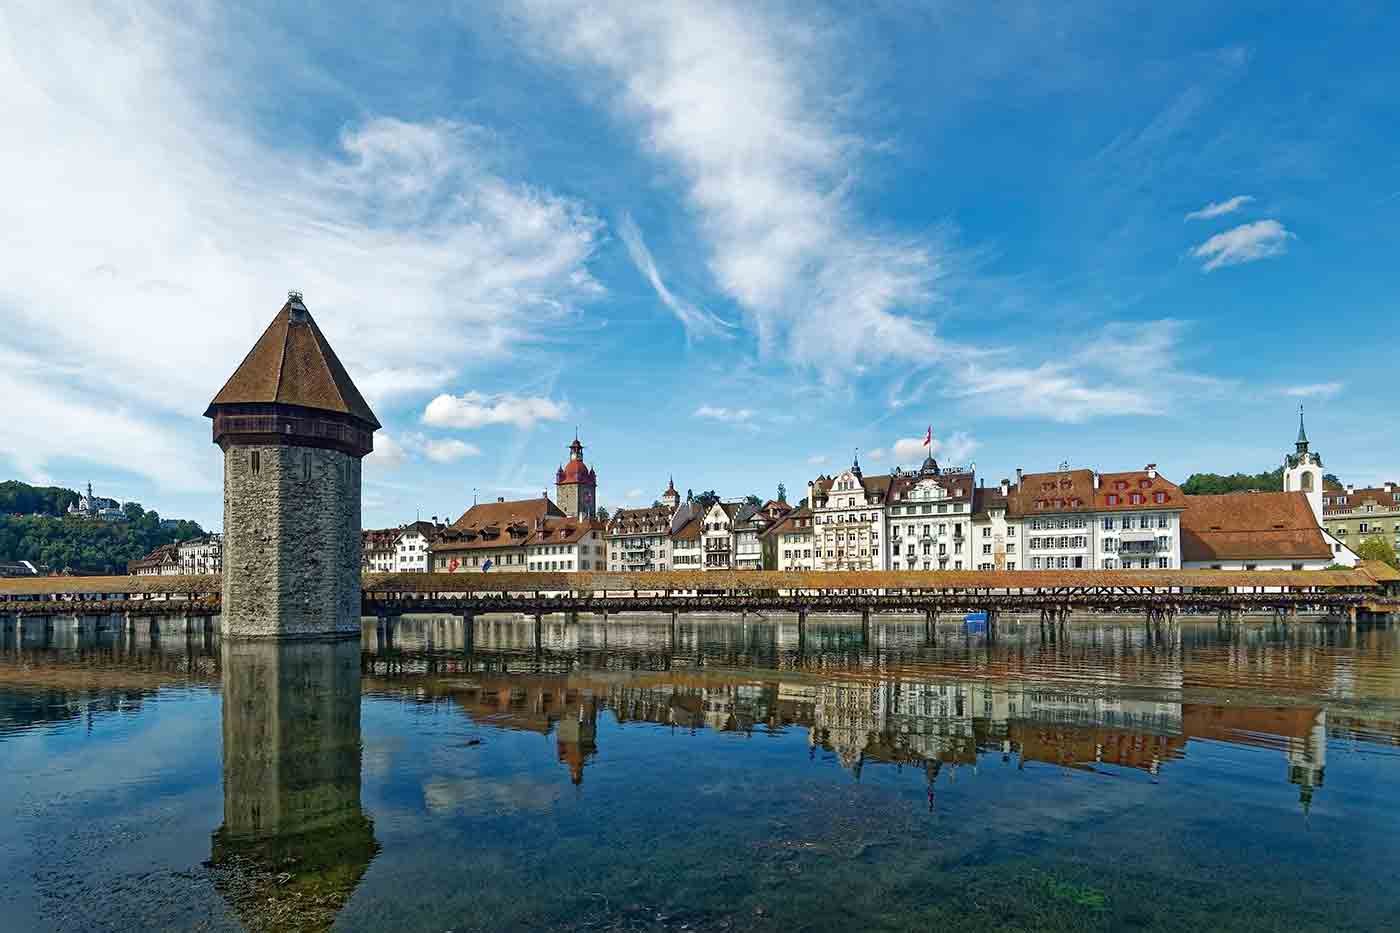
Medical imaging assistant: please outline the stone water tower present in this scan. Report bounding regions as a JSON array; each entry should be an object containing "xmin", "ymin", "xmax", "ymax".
[{"xmin": 205, "ymin": 292, "xmax": 380, "ymax": 637}]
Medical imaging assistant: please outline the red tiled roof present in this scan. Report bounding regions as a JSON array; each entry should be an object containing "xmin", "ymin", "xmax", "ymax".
[
  {"xmin": 1093, "ymin": 469, "xmax": 1185, "ymax": 512},
  {"xmin": 1180, "ymin": 492, "xmax": 1332, "ymax": 562},
  {"xmin": 451, "ymin": 497, "xmax": 563, "ymax": 532},
  {"xmin": 1324, "ymin": 485, "xmax": 1400, "ymax": 515}
]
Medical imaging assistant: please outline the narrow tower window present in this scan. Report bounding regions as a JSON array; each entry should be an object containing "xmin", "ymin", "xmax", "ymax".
[
  {"xmin": 304, "ymin": 451, "xmax": 312, "ymax": 481},
  {"xmin": 250, "ymin": 451, "xmax": 260, "ymax": 475}
]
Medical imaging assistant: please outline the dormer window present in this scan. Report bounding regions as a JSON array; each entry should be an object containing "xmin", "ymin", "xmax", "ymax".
[{"xmin": 1154, "ymin": 492, "xmax": 1166, "ymax": 504}]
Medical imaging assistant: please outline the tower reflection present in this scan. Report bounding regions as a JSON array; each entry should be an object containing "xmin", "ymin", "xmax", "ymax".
[{"xmin": 210, "ymin": 638, "xmax": 377, "ymax": 931}]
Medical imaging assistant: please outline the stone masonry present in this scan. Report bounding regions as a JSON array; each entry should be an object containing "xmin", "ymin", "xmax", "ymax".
[{"xmin": 222, "ymin": 444, "xmax": 362, "ymax": 638}]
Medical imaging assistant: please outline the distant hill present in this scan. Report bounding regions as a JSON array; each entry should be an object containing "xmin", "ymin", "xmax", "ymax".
[
  {"xmin": 0, "ymin": 480, "xmax": 204, "ymax": 574},
  {"xmin": 1180, "ymin": 467, "xmax": 1342, "ymax": 496},
  {"xmin": 0, "ymin": 480, "xmax": 80, "ymax": 517}
]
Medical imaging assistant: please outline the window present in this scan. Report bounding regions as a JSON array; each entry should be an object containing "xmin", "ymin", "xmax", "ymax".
[
  {"xmin": 981, "ymin": 526, "xmax": 990, "ymax": 538},
  {"xmin": 1102, "ymin": 517, "xmax": 1116, "ymax": 531},
  {"xmin": 1159, "ymin": 558, "xmax": 1169, "ymax": 569},
  {"xmin": 1007, "ymin": 526, "xmax": 1016, "ymax": 537},
  {"xmin": 1007, "ymin": 561, "xmax": 1016, "ymax": 571},
  {"xmin": 1031, "ymin": 556, "xmax": 1042, "ymax": 569},
  {"xmin": 1154, "ymin": 492, "xmax": 1166, "ymax": 504},
  {"xmin": 982, "ymin": 544, "xmax": 992, "ymax": 555},
  {"xmin": 303, "ymin": 452, "xmax": 312, "ymax": 480}
]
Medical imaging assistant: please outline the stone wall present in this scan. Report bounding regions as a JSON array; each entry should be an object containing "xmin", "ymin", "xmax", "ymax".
[{"xmin": 223, "ymin": 444, "xmax": 361, "ymax": 637}]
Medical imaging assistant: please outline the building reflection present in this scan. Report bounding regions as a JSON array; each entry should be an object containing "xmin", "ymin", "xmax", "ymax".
[{"xmin": 210, "ymin": 638, "xmax": 377, "ymax": 931}]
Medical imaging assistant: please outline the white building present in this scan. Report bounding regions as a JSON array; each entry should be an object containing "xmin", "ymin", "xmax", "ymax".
[
  {"xmin": 177, "ymin": 534, "xmax": 222, "ymax": 574},
  {"xmin": 763, "ymin": 505, "xmax": 814, "ymax": 570},
  {"xmin": 701, "ymin": 500, "xmax": 742, "ymax": 570},
  {"xmin": 809, "ymin": 456, "xmax": 891, "ymax": 571},
  {"xmin": 393, "ymin": 520, "xmax": 441, "ymax": 573},
  {"xmin": 884, "ymin": 456, "xmax": 976, "ymax": 571}
]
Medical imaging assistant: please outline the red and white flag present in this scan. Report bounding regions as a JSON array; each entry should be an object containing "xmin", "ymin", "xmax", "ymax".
[{"xmin": 923, "ymin": 425, "xmax": 932, "ymax": 448}]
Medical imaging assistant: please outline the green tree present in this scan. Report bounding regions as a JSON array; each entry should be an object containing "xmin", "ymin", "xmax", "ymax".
[
  {"xmin": 743, "ymin": 494, "xmax": 762, "ymax": 509},
  {"xmin": 777, "ymin": 483, "xmax": 787, "ymax": 503},
  {"xmin": 1355, "ymin": 536, "xmax": 1399, "ymax": 569},
  {"xmin": 596, "ymin": 507, "xmax": 610, "ymax": 523}
]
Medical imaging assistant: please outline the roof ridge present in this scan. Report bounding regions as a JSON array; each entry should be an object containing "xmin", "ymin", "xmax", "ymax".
[{"xmin": 272, "ymin": 304, "xmax": 290, "ymax": 403}]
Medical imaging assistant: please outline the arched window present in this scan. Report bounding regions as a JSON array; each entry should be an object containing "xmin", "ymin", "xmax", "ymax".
[{"xmin": 1300, "ymin": 471, "xmax": 1314, "ymax": 492}]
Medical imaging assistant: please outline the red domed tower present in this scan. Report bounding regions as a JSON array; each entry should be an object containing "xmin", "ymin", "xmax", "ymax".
[{"xmin": 555, "ymin": 434, "xmax": 597, "ymax": 520}]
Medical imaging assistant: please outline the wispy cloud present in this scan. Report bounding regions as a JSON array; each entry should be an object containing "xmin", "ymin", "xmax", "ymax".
[
  {"xmin": 424, "ymin": 392, "xmax": 569, "ymax": 429},
  {"xmin": 515, "ymin": 1, "xmax": 948, "ymax": 375},
  {"xmin": 0, "ymin": 2, "xmax": 604, "ymax": 490},
  {"xmin": 618, "ymin": 213, "xmax": 733, "ymax": 340},
  {"xmin": 1185, "ymin": 195, "xmax": 1253, "ymax": 221},
  {"xmin": 807, "ymin": 454, "xmax": 829, "ymax": 466},
  {"xmin": 1283, "ymin": 382, "xmax": 1343, "ymax": 399},
  {"xmin": 1191, "ymin": 220, "xmax": 1294, "ymax": 271},
  {"xmin": 889, "ymin": 432, "xmax": 978, "ymax": 466},
  {"xmin": 695, "ymin": 405, "xmax": 754, "ymax": 423},
  {"xmin": 422, "ymin": 438, "xmax": 482, "ymax": 462}
]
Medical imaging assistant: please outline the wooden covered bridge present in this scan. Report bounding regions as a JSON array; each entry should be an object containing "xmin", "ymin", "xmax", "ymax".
[{"xmin": 2, "ymin": 565, "xmax": 1397, "ymax": 636}]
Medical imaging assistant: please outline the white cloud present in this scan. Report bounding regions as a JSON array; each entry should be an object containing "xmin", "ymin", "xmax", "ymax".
[
  {"xmin": 618, "ymin": 213, "xmax": 733, "ymax": 339},
  {"xmin": 952, "ymin": 362, "xmax": 1157, "ymax": 422},
  {"xmin": 1191, "ymin": 220, "xmax": 1294, "ymax": 271},
  {"xmin": 866, "ymin": 448, "xmax": 886, "ymax": 462},
  {"xmin": 887, "ymin": 431, "xmax": 977, "ymax": 467},
  {"xmin": 366, "ymin": 432, "xmax": 410, "ymax": 469},
  {"xmin": 515, "ymin": 1, "xmax": 948, "ymax": 375},
  {"xmin": 807, "ymin": 454, "xmax": 829, "ymax": 466},
  {"xmin": 1185, "ymin": 195, "xmax": 1253, "ymax": 221},
  {"xmin": 422, "ymin": 438, "xmax": 482, "ymax": 463},
  {"xmin": 625, "ymin": 488, "xmax": 644, "ymax": 500},
  {"xmin": 1283, "ymin": 382, "xmax": 1342, "ymax": 399},
  {"xmin": 0, "ymin": 3, "xmax": 603, "ymax": 490},
  {"xmin": 695, "ymin": 405, "xmax": 754, "ymax": 422},
  {"xmin": 423, "ymin": 392, "xmax": 569, "ymax": 429}
]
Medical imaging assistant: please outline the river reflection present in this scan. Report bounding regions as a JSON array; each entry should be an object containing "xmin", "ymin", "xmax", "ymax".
[{"xmin": 2, "ymin": 613, "xmax": 1400, "ymax": 930}]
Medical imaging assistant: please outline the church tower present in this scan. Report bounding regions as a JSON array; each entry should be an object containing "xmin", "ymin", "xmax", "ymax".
[
  {"xmin": 659, "ymin": 476, "xmax": 680, "ymax": 511},
  {"xmin": 554, "ymin": 434, "xmax": 597, "ymax": 520},
  {"xmin": 205, "ymin": 292, "xmax": 380, "ymax": 638},
  {"xmin": 1283, "ymin": 405, "xmax": 1324, "ymax": 525}
]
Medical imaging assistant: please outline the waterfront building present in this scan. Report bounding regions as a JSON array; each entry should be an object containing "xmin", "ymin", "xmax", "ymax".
[
  {"xmin": 392, "ymin": 519, "xmax": 440, "ymax": 573},
  {"xmin": 1324, "ymin": 483, "xmax": 1400, "ymax": 556},
  {"xmin": 701, "ymin": 500, "xmax": 744, "ymax": 570},
  {"xmin": 762, "ymin": 504, "xmax": 813, "ymax": 570},
  {"xmin": 884, "ymin": 455, "xmax": 975, "ymax": 571},
  {"xmin": 809, "ymin": 455, "xmax": 892, "ymax": 571},
  {"xmin": 1004, "ymin": 464, "xmax": 1185, "ymax": 571},
  {"xmin": 970, "ymin": 482, "xmax": 1015, "ymax": 571},
  {"xmin": 669, "ymin": 507, "xmax": 703, "ymax": 570},
  {"xmin": 1180, "ymin": 491, "xmax": 1341, "ymax": 570},
  {"xmin": 554, "ymin": 434, "xmax": 598, "ymax": 520},
  {"xmin": 361, "ymin": 528, "xmax": 398, "ymax": 573},
  {"xmin": 129, "ymin": 542, "xmax": 180, "ymax": 575},
  {"xmin": 177, "ymin": 534, "xmax": 223, "ymax": 574},
  {"xmin": 432, "ymin": 495, "xmax": 605, "ymax": 572},
  {"xmin": 606, "ymin": 504, "xmax": 674, "ymax": 571},
  {"xmin": 734, "ymin": 500, "xmax": 789, "ymax": 570},
  {"xmin": 205, "ymin": 291, "xmax": 381, "ymax": 638}
]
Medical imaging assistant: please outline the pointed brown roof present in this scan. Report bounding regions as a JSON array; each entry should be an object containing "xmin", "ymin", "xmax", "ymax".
[{"xmin": 205, "ymin": 295, "xmax": 380, "ymax": 429}]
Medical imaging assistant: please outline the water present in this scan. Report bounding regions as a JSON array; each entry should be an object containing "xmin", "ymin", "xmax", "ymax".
[{"xmin": 3, "ymin": 613, "xmax": 1400, "ymax": 931}]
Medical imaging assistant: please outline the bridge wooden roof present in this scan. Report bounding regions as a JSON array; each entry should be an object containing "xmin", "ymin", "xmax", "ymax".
[{"xmin": 0, "ymin": 566, "xmax": 1387, "ymax": 598}]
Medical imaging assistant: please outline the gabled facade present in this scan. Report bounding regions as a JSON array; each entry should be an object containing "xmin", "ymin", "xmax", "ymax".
[
  {"xmin": 762, "ymin": 505, "xmax": 813, "ymax": 570},
  {"xmin": 607, "ymin": 504, "xmax": 675, "ymax": 572},
  {"xmin": 701, "ymin": 501, "xmax": 741, "ymax": 570},
  {"xmin": 809, "ymin": 456, "xmax": 891, "ymax": 571},
  {"xmin": 393, "ymin": 520, "xmax": 442, "ymax": 572},
  {"xmin": 884, "ymin": 456, "xmax": 975, "ymax": 571}
]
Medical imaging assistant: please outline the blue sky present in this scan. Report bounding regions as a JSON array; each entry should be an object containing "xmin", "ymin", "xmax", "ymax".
[{"xmin": 2, "ymin": 1, "xmax": 1397, "ymax": 530}]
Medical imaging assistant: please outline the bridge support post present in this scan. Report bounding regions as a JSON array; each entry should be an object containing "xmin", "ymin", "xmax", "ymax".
[
  {"xmin": 462, "ymin": 612, "xmax": 474, "ymax": 652},
  {"xmin": 1347, "ymin": 606, "xmax": 1358, "ymax": 629},
  {"xmin": 861, "ymin": 608, "xmax": 871, "ymax": 643},
  {"xmin": 533, "ymin": 613, "xmax": 543, "ymax": 650}
]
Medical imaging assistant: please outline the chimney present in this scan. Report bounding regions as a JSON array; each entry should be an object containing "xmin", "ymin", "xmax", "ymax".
[
  {"xmin": 1093, "ymin": 473, "xmax": 1101, "ymax": 490},
  {"xmin": 498, "ymin": 496, "xmax": 506, "ymax": 503},
  {"xmin": 969, "ymin": 460, "xmax": 976, "ymax": 474},
  {"xmin": 999, "ymin": 478, "xmax": 1010, "ymax": 496},
  {"xmin": 1346, "ymin": 484, "xmax": 1355, "ymax": 494},
  {"xmin": 1385, "ymin": 483, "xmax": 1394, "ymax": 493},
  {"xmin": 1146, "ymin": 463, "xmax": 1157, "ymax": 480},
  {"xmin": 1015, "ymin": 468, "xmax": 1023, "ymax": 485}
]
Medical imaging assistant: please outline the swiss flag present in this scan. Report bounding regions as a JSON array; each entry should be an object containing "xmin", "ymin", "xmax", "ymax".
[{"xmin": 923, "ymin": 426, "xmax": 932, "ymax": 448}]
